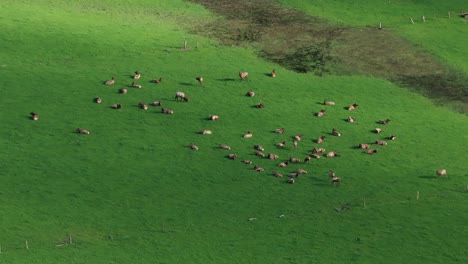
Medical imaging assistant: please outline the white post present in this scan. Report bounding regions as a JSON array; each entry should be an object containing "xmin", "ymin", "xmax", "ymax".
[
  {"xmin": 410, "ymin": 17, "xmax": 415, "ymax": 24},
  {"xmin": 416, "ymin": 191, "xmax": 420, "ymax": 200},
  {"xmin": 448, "ymin": 11, "xmax": 451, "ymax": 18},
  {"xmin": 25, "ymin": 240, "xmax": 29, "ymax": 250},
  {"xmin": 69, "ymin": 235, "xmax": 73, "ymax": 245},
  {"xmin": 379, "ymin": 21, "xmax": 382, "ymax": 29},
  {"xmin": 183, "ymin": 38, "xmax": 187, "ymax": 49},
  {"xmin": 363, "ymin": 198, "xmax": 367, "ymax": 208},
  {"xmin": 422, "ymin": 16, "xmax": 426, "ymax": 22}
]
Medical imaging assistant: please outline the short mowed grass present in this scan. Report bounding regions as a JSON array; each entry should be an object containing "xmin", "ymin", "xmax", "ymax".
[{"xmin": 0, "ymin": 1, "xmax": 467, "ymax": 263}]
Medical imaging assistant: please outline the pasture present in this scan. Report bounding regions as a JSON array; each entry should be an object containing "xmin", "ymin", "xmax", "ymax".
[{"xmin": 0, "ymin": 0, "xmax": 467, "ymax": 263}]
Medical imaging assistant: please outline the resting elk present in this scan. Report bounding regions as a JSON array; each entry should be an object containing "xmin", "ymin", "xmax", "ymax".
[
  {"xmin": 323, "ymin": 100, "xmax": 335, "ymax": 106},
  {"xmin": 105, "ymin": 77, "xmax": 115, "ymax": 85},
  {"xmin": 347, "ymin": 103, "xmax": 358, "ymax": 111},
  {"xmin": 239, "ymin": 71, "xmax": 249, "ymax": 80},
  {"xmin": 317, "ymin": 109, "xmax": 326, "ymax": 117},
  {"xmin": 133, "ymin": 71, "xmax": 141, "ymax": 79},
  {"xmin": 332, "ymin": 128, "xmax": 341, "ymax": 137},
  {"xmin": 30, "ymin": 112, "xmax": 39, "ymax": 121},
  {"xmin": 436, "ymin": 169, "xmax": 447, "ymax": 177},
  {"xmin": 76, "ymin": 128, "xmax": 90, "ymax": 135},
  {"xmin": 131, "ymin": 82, "xmax": 142, "ymax": 89}
]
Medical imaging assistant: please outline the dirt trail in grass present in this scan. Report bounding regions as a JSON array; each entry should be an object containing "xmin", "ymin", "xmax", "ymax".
[{"xmin": 187, "ymin": 0, "xmax": 468, "ymax": 113}]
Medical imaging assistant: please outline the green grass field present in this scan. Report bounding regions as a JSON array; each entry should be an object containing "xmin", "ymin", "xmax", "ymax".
[{"xmin": 0, "ymin": 0, "xmax": 467, "ymax": 263}]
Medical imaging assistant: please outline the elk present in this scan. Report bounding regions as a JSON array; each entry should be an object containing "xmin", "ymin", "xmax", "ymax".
[
  {"xmin": 189, "ymin": 144, "xmax": 199, "ymax": 150},
  {"xmin": 275, "ymin": 128, "xmax": 285, "ymax": 134},
  {"xmin": 293, "ymin": 139, "xmax": 298, "ymax": 149},
  {"xmin": 253, "ymin": 165, "xmax": 264, "ymax": 172},
  {"xmin": 311, "ymin": 154, "xmax": 321, "ymax": 159},
  {"xmin": 200, "ymin": 129, "xmax": 212, "ymax": 135},
  {"xmin": 317, "ymin": 109, "xmax": 326, "ymax": 117},
  {"xmin": 365, "ymin": 149, "xmax": 377, "ymax": 155},
  {"xmin": 209, "ymin": 115, "xmax": 219, "ymax": 121},
  {"xmin": 388, "ymin": 135, "xmax": 396, "ymax": 141},
  {"xmin": 268, "ymin": 153, "xmax": 279, "ymax": 160},
  {"xmin": 296, "ymin": 169, "xmax": 308, "ymax": 174},
  {"xmin": 375, "ymin": 140, "xmax": 387, "ymax": 146},
  {"xmin": 247, "ymin": 91, "xmax": 255, "ymax": 97},
  {"xmin": 326, "ymin": 151, "xmax": 340, "ymax": 158},
  {"xmin": 328, "ymin": 170, "xmax": 336, "ymax": 178},
  {"xmin": 152, "ymin": 77, "xmax": 163, "ymax": 84},
  {"xmin": 175, "ymin": 91, "xmax": 189, "ymax": 102},
  {"xmin": 332, "ymin": 128, "xmax": 341, "ymax": 137},
  {"xmin": 276, "ymin": 141, "xmax": 286, "ymax": 148},
  {"xmin": 105, "ymin": 77, "xmax": 115, "ymax": 85},
  {"xmin": 239, "ymin": 71, "xmax": 249, "ymax": 80},
  {"xmin": 138, "ymin": 102, "xmax": 148, "ymax": 110},
  {"xmin": 331, "ymin": 176, "xmax": 341, "ymax": 185},
  {"xmin": 133, "ymin": 71, "xmax": 141, "ymax": 79},
  {"xmin": 255, "ymin": 151, "xmax": 265, "ymax": 157},
  {"xmin": 131, "ymin": 82, "xmax": 142, "ymax": 89},
  {"xmin": 220, "ymin": 144, "xmax": 231, "ymax": 150},
  {"xmin": 243, "ymin": 131, "xmax": 253, "ymax": 138},
  {"xmin": 111, "ymin": 104, "xmax": 122, "ymax": 109},
  {"xmin": 347, "ymin": 116, "xmax": 356, "ymax": 123},
  {"xmin": 270, "ymin": 69, "xmax": 277, "ymax": 78},
  {"xmin": 95, "ymin": 97, "xmax": 102, "ymax": 104},
  {"xmin": 294, "ymin": 134, "xmax": 302, "ymax": 141},
  {"xmin": 242, "ymin": 160, "xmax": 253, "ymax": 164},
  {"xmin": 76, "ymin": 128, "xmax": 90, "ymax": 135},
  {"xmin": 161, "ymin": 108, "xmax": 173, "ymax": 114},
  {"xmin": 347, "ymin": 103, "xmax": 358, "ymax": 111},
  {"xmin": 272, "ymin": 171, "xmax": 283, "ymax": 178},
  {"xmin": 151, "ymin": 101, "xmax": 161, "ymax": 106},
  {"xmin": 289, "ymin": 157, "xmax": 301, "ymax": 163},
  {"xmin": 254, "ymin": 145, "xmax": 265, "ymax": 152},
  {"xmin": 436, "ymin": 169, "xmax": 447, "ymax": 177},
  {"xmin": 304, "ymin": 156, "xmax": 312, "ymax": 163},
  {"xmin": 256, "ymin": 102, "xmax": 264, "ymax": 108},
  {"xmin": 119, "ymin": 88, "xmax": 127, "ymax": 94},
  {"xmin": 278, "ymin": 161, "xmax": 289, "ymax": 167},
  {"xmin": 30, "ymin": 112, "xmax": 39, "ymax": 121},
  {"xmin": 228, "ymin": 154, "xmax": 238, "ymax": 160},
  {"xmin": 289, "ymin": 172, "xmax": 299, "ymax": 178},
  {"xmin": 374, "ymin": 128, "xmax": 382, "ymax": 134},
  {"xmin": 196, "ymin": 76, "xmax": 203, "ymax": 86},
  {"xmin": 359, "ymin": 144, "xmax": 369, "ymax": 149},
  {"xmin": 378, "ymin": 119, "xmax": 391, "ymax": 125},
  {"xmin": 317, "ymin": 135, "xmax": 326, "ymax": 144},
  {"xmin": 323, "ymin": 100, "xmax": 335, "ymax": 106},
  {"xmin": 287, "ymin": 178, "xmax": 295, "ymax": 184},
  {"xmin": 312, "ymin": 147, "xmax": 326, "ymax": 154}
]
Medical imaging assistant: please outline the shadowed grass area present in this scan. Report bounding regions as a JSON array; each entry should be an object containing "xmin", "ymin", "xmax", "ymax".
[{"xmin": 187, "ymin": 0, "xmax": 468, "ymax": 113}]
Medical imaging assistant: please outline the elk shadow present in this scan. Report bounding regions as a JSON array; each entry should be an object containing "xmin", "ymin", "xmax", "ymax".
[
  {"xmin": 216, "ymin": 78, "xmax": 236, "ymax": 82},
  {"xmin": 179, "ymin": 82, "xmax": 194, "ymax": 86}
]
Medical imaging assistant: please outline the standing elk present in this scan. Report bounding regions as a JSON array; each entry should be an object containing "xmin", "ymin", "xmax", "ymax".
[
  {"xmin": 242, "ymin": 160, "xmax": 253, "ymax": 164},
  {"xmin": 30, "ymin": 112, "xmax": 39, "ymax": 121},
  {"xmin": 239, "ymin": 71, "xmax": 249, "ymax": 80},
  {"xmin": 436, "ymin": 169, "xmax": 447, "ymax": 177},
  {"xmin": 255, "ymin": 151, "xmax": 265, "ymax": 157},
  {"xmin": 328, "ymin": 170, "xmax": 336, "ymax": 178},
  {"xmin": 253, "ymin": 165, "xmax": 264, "ymax": 172},
  {"xmin": 151, "ymin": 101, "xmax": 161, "ymax": 106},
  {"xmin": 347, "ymin": 103, "xmax": 358, "ymax": 111},
  {"xmin": 296, "ymin": 169, "xmax": 308, "ymax": 174},
  {"xmin": 175, "ymin": 92, "xmax": 189, "ymax": 102},
  {"xmin": 294, "ymin": 134, "xmax": 302, "ymax": 141},
  {"xmin": 312, "ymin": 147, "xmax": 326, "ymax": 154},
  {"xmin": 293, "ymin": 139, "xmax": 298, "ymax": 149},
  {"xmin": 105, "ymin": 77, "xmax": 115, "ymax": 85},
  {"xmin": 276, "ymin": 141, "xmax": 286, "ymax": 148},
  {"xmin": 196, "ymin": 76, "xmax": 203, "ymax": 86},
  {"xmin": 304, "ymin": 156, "xmax": 312, "ymax": 163},
  {"xmin": 268, "ymin": 153, "xmax": 279, "ymax": 160},
  {"xmin": 254, "ymin": 145, "xmax": 265, "ymax": 152},
  {"xmin": 375, "ymin": 140, "xmax": 387, "ymax": 146},
  {"xmin": 270, "ymin": 69, "xmax": 276, "ymax": 78},
  {"xmin": 133, "ymin": 71, "xmax": 141, "ymax": 79},
  {"xmin": 311, "ymin": 154, "xmax": 321, "ymax": 159},
  {"xmin": 289, "ymin": 157, "xmax": 301, "ymax": 163}
]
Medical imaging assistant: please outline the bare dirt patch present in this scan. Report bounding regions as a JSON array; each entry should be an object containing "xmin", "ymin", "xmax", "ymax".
[{"xmin": 187, "ymin": 0, "xmax": 468, "ymax": 112}]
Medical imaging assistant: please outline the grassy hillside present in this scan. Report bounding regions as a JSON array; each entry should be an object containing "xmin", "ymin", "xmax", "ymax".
[{"xmin": 0, "ymin": 0, "xmax": 467, "ymax": 263}]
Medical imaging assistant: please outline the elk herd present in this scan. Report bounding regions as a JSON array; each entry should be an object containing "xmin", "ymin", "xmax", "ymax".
[{"xmin": 30, "ymin": 69, "xmax": 447, "ymax": 184}]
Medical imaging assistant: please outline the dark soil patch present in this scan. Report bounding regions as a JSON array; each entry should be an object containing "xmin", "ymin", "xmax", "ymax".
[{"xmin": 187, "ymin": 0, "xmax": 468, "ymax": 113}]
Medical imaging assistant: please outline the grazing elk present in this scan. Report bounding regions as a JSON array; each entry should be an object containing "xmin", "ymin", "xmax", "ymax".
[
  {"xmin": 347, "ymin": 103, "xmax": 358, "ymax": 111},
  {"xmin": 189, "ymin": 144, "xmax": 199, "ymax": 150},
  {"xmin": 151, "ymin": 101, "xmax": 161, "ymax": 106},
  {"xmin": 270, "ymin": 69, "xmax": 276, "ymax": 78},
  {"xmin": 358, "ymin": 144, "xmax": 369, "ymax": 149},
  {"xmin": 365, "ymin": 149, "xmax": 377, "ymax": 155},
  {"xmin": 133, "ymin": 71, "xmax": 141, "ymax": 79},
  {"xmin": 323, "ymin": 100, "xmax": 335, "ymax": 106},
  {"xmin": 317, "ymin": 135, "xmax": 326, "ymax": 144},
  {"xmin": 196, "ymin": 76, "xmax": 203, "ymax": 86},
  {"xmin": 138, "ymin": 102, "xmax": 148, "ymax": 110},
  {"xmin": 105, "ymin": 77, "xmax": 115, "ymax": 85},
  {"xmin": 30, "ymin": 112, "xmax": 39, "ymax": 121},
  {"xmin": 152, "ymin": 77, "xmax": 163, "ymax": 84},
  {"xmin": 76, "ymin": 128, "xmax": 90, "ymax": 135},
  {"xmin": 254, "ymin": 145, "xmax": 265, "ymax": 152},
  {"xmin": 161, "ymin": 108, "xmax": 173, "ymax": 114},
  {"xmin": 95, "ymin": 97, "xmax": 102, "ymax": 104},
  {"xmin": 374, "ymin": 128, "xmax": 382, "ymax": 134},
  {"xmin": 175, "ymin": 92, "xmax": 189, "ymax": 102},
  {"xmin": 119, "ymin": 88, "xmax": 127, "ymax": 94},
  {"xmin": 242, "ymin": 160, "xmax": 253, "ymax": 164},
  {"xmin": 276, "ymin": 141, "xmax": 286, "ymax": 148},
  {"xmin": 239, "ymin": 71, "xmax": 249, "ymax": 80},
  {"xmin": 388, "ymin": 135, "xmax": 396, "ymax": 141},
  {"xmin": 375, "ymin": 140, "xmax": 387, "ymax": 146},
  {"xmin": 247, "ymin": 91, "xmax": 255, "ymax": 97},
  {"xmin": 228, "ymin": 154, "xmax": 238, "ymax": 160},
  {"xmin": 436, "ymin": 169, "xmax": 447, "ymax": 177},
  {"xmin": 243, "ymin": 131, "xmax": 253, "ymax": 138},
  {"xmin": 268, "ymin": 153, "xmax": 279, "ymax": 160},
  {"xmin": 378, "ymin": 119, "xmax": 391, "ymax": 125},
  {"xmin": 220, "ymin": 144, "xmax": 231, "ymax": 150},
  {"xmin": 317, "ymin": 109, "xmax": 326, "ymax": 117},
  {"xmin": 332, "ymin": 128, "xmax": 341, "ymax": 137},
  {"xmin": 111, "ymin": 104, "xmax": 122, "ymax": 109},
  {"xmin": 272, "ymin": 171, "xmax": 283, "ymax": 178},
  {"xmin": 200, "ymin": 129, "xmax": 212, "ymax": 135},
  {"xmin": 326, "ymin": 151, "xmax": 340, "ymax": 158},
  {"xmin": 209, "ymin": 115, "xmax": 219, "ymax": 121},
  {"xmin": 275, "ymin": 128, "xmax": 285, "ymax": 134},
  {"xmin": 347, "ymin": 116, "xmax": 355, "ymax": 123},
  {"xmin": 131, "ymin": 82, "xmax": 142, "ymax": 89}
]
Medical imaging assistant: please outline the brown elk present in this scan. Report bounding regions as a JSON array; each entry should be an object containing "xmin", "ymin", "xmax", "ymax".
[
  {"xmin": 311, "ymin": 154, "xmax": 321, "ymax": 159},
  {"xmin": 209, "ymin": 115, "xmax": 219, "ymax": 121},
  {"xmin": 270, "ymin": 69, "xmax": 276, "ymax": 78},
  {"xmin": 95, "ymin": 97, "xmax": 102, "ymax": 104},
  {"xmin": 328, "ymin": 170, "xmax": 336, "ymax": 178},
  {"xmin": 175, "ymin": 92, "xmax": 189, "ymax": 102},
  {"xmin": 287, "ymin": 178, "xmax": 295, "ymax": 184},
  {"xmin": 189, "ymin": 144, "xmax": 199, "ymax": 150},
  {"xmin": 378, "ymin": 119, "xmax": 391, "ymax": 125},
  {"xmin": 304, "ymin": 156, "xmax": 312, "ymax": 163},
  {"xmin": 196, "ymin": 76, "xmax": 203, "ymax": 86},
  {"xmin": 133, "ymin": 71, "xmax": 141, "ymax": 79},
  {"xmin": 332, "ymin": 128, "xmax": 341, "ymax": 137},
  {"xmin": 436, "ymin": 169, "xmax": 447, "ymax": 177},
  {"xmin": 228, "ymin": 154, "xmax": 238, "ymax": 160},
  {"xmin": 289, "ymin": 157, "xmax": 301, "ymax": 163},
  {"xmin": 119, "ymin": 88, "xmax": 127, "ymax": 94},
  {"xmin": 268, "ymin": 153, "xmax": 279, "ymax": 160},
  {"xmin": 138, "ymin": 102, "xmax": 148, "ymax": 110},
  {"xmin": 374, "ymin": 128, "xmax": 382, "ymax": 134},
  {"xmin": 331, "ymin": 176, "xmax": 341, "ymax": 185},
  {"xmin": 323, "ymin": 100, "xmax": 335, "ymax": 106},
  {"xmin": 296, "ymin": 169, "xmax": 308, "ymax": 174},
  {"xmin": 289, "ymin": 172, "xmax": 299, "ymax": 178},
  {"xmin": 161, "ymin": 108, "xmax": 173, "ymax": 114},
  {"xmin": 316, "ymin": 109, "xmax": 326, "ymax": 117},
  {"xmin": 278, "ymin": 161, "xmax": 289, "ymax": 167},
  {"xmin": 365, "ymin": 149, "xmax": 377, "ymax": 155},
  {"xmin": 276, "ymin": 141, "xmax": 286, "ymax": 148},
  {"xmin": 239, "ymin": 71, "xmax": 249, "ymax": 80},
  {"xmin": 152, "ymin": 77, "xmax": 163, "ymax": 84},
  {"xmin": 111, "ymin": 104, "xmax": 122, "ymax": 109},
  {"xmin": 272, "ymin": 171, "xmax": 283, "ymax": 178},
  {"xmin": 275, "ymin": 128, "xmax": 285, "ymax": 134},
  {"xmin": 76, "ymin": 128, "xmax": 90, "ymax": 135},
  {"xmin": 359, "ymin": 144, "xmax": 369, "ymax": 149},
  {"xmin": 151, "ymin": 101, "xmax": 161, "ymax": 106},
  {"xmin": 255, "ymin": 151, "xmax": 265, "ymax": 157},
  {"xmin": 256, "ymin": 102, "xmax": 264, "ymax": 108},
  {"xmin": 247, "ymin": 91, "xmax": 255, "ymax": 97},
  {"xmin": 253, "ymin": 165, "xmax": 264, "ymax": 172},
  {"xmin": 294, "ymin": 134, "xmax": 302, "ymax": 141},
  {"xmin": 317, "ymin": 135, "xmax": 326, "ymax": 144},
  {"xmin": 326, "ymin": 151, "xmax": 340, "ymax": 158},
  {"xmin": 131, "ymin": 82, "xmax": 142, "ymax": 89},
  {"xmin": 243, "ymin": 131, "xmax": 253, "ymax": 138},
  {"xmin": 200, "ymin": 129, "xmax": 212, "ymax": 135},
  {"xmin": 293, "ymin": 139, "xmax": 298, "ymax": 149},
  {"xmin": 347, "ymin": 103, "xmax": 358, "ymax": 111},
  {"xmin": 312, "ymin": 147, "xmax": 326, "ymax": 154},
  {"xmin": 220, "ymin": 144, "xmax": 231, "ymax": 150},
  {"xmin": 375, "ymin": 140, "xmax": 387, "ymax": 146},
  {"xmin": 242, "ymin": 160, "xmax": 253, "ymax": 164},
  {"xmin": 388, "ymin": 135, "xmax": 396, "ymax": 141},
  {"xmin": 30, "ymin": 112, "xmax": 39, "ymax": 121},
  {"xmin": 254, "ymin": 145, "xmax": 265, "ymax": 152},
  {"xmin": 105, "ymin": 77, "xmax": 115, "ymax": 85},
  {"xmin": 347, "ymin": 116, "xmax": 356, "ymax": 123}
]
